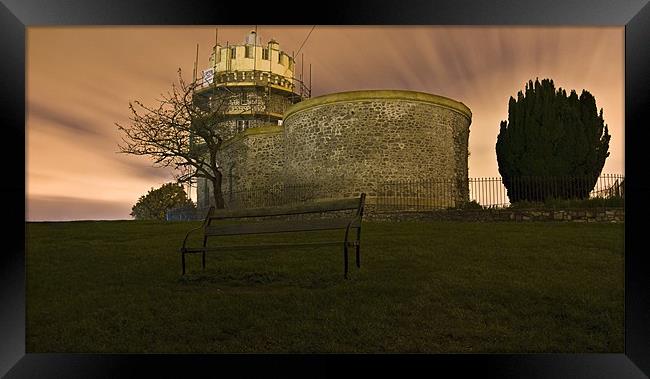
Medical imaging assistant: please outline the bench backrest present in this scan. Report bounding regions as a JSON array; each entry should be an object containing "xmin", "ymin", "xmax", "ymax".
[
  {"xmin": 201, "ymin": 194, "xmax": 365, "ymax": 236},
  {"xmin": 208, "ymin": 194, "xmax": 365, "ymax": 219}
]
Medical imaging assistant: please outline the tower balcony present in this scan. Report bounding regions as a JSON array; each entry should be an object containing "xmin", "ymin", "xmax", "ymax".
[
  {"xmin": 194, "ymin": 70, "xmax": 310, "ymax": 101},
  {"xmin": 195, "ymin": 70, "xmax": 291, "ymax": 92}
]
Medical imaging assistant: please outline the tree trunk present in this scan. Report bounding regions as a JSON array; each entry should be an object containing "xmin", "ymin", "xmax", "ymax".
[{"xmin": 210, "ymin": 173, "xmax": 225, "ymax": 209}]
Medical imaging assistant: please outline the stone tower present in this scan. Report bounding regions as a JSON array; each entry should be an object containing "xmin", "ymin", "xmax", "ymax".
[
  {"xmin": 282, "ymin": 90, "xmax": 472, "ymax": 207},
  {"xmin": 193, "ymin": 31, "xmax": 308, "ymax": 208}
]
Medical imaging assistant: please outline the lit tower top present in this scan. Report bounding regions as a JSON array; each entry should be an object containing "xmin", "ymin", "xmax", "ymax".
[{"xmin": 195, "ymin": 30, "xmax": 309, "ymax": 99}]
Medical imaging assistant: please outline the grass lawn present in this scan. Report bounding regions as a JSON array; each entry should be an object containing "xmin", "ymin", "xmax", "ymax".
[{"xmin": 25, "ymin": 220, "xmax": 624, "ymax": 353}]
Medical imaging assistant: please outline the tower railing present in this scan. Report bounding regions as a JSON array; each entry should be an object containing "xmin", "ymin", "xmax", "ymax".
[{"xmin": 194, "ymin": 70, "xmax": 310, "ymax": 98}]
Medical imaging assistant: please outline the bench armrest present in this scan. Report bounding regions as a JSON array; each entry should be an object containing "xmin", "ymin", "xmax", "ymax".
[
  {"xmin": 181, "ymin": 206, "xmax": 215, "ymax": 251},
  {"xmin": 347, "ymin": 215, "xmax": 362, "ymax": 228},
  {"xmin": 344, "ymin": 215, "xmax": 362, "ymax": 243},
  {"xmin": 181, "ymin": 224, "xmax": 204, "ymax": 251}
]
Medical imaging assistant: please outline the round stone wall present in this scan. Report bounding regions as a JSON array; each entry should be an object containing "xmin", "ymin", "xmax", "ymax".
[{"xmin": 282, "ymin": 90, "xmax": 472, "ymax": 206}]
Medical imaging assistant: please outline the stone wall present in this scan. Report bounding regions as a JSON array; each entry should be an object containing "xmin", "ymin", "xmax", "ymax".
[
  {"xmin": 196, "ymin": 125, "xmax": 285, "ymax": 209},
  {"xmin": 219, "ymin": 87, "xmax": 295, "ymax": 116},
  {"xmin": 219, "ymin": 125, "xmax": 285, "ymax": 206},
  {"xmin": 365, "ymin": 207, "xmax": 625, "ymax": 223},
  {"xmin": 198, "ymin": 87, "xmax": 293, "ymax": 126},
  {"xmin": 197, "ymin": 90, "xmax": 473, "ymax": 209},
  {"xmin": 282, "ymin": 90, "xmax": 472, "ymax": 205},
  {"xmin": 196, "ymin": 85, "xmax": 296, "ymax": 208}
]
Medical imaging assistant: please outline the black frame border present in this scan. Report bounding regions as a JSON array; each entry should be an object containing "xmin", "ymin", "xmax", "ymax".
[{"xmin": 3, "ymin": 0, "xmax": 649, "ymax": 377}]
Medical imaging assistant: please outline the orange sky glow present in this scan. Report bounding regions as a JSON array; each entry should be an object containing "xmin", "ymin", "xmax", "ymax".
[{"xmin": 26, "ymin": 26, "xmax": 624, "ymax": 221}]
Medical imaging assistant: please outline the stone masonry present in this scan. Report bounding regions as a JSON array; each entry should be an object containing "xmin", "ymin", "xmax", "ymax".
[
  {"xmin": 199, "ymin": 89, "xmax": 472, "ymax": 208},
  {"xmin": 282, "ymin": 90, "xmax": 472, "ymax": 205}
]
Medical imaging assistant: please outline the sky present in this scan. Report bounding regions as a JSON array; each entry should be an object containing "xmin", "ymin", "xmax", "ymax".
[{"xmin": 26, "ymin": 26, "xmax": 624, "ymax": 221}]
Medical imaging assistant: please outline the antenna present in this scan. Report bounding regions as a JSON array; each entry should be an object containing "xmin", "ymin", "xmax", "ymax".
[{"xmin": 295, "ymin": 25, "xmax": 316, "ymax": 56}]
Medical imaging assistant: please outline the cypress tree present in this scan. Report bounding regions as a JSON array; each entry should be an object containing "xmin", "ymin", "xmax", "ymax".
[{"xmin": 496, "ymin": 78, "xmax": 610, "ymax": 202}]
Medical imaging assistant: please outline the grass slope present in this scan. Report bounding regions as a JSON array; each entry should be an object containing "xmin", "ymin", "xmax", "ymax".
[{"xmin": 26, "ymin": 220, "xmax": 624, "ymax": 353}]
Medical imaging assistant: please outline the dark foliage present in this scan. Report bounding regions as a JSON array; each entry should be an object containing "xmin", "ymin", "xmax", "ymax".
[
  {"xmin": 496, "ymin": 78, "xmax": 610, "ymax": 202},
  {"xmin": 131, "ymin": 182, "xmax": 195, "ymax": 220}
]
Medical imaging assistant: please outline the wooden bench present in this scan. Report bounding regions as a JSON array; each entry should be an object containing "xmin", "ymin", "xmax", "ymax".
[{"xmin": 180, "ymin": 193, "xmax": 366, "ymax": 279}]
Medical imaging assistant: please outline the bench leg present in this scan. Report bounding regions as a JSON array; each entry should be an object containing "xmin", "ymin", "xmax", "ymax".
[
  {"xmin": 355, "ymin": 228, "xmax": 362, "ymax": 268},
  {"xmin": 355, "ymin": 247, "xmax": 360, "ymax": 269},
  {"xmin": 202, "ymin": 236, "xmax": 208, "ymax": 270},
  {"xmin": 181, "ymin": 251, "xmax": 186, "ymax": 275},
  {"xmin": 343, "ymin": 244, "xmax": 349, "ymax": 279}
]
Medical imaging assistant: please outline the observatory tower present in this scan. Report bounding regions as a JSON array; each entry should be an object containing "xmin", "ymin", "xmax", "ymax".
[{"xmin": 193, "ymin": 31, "xmax": 311, "ymax": 208}]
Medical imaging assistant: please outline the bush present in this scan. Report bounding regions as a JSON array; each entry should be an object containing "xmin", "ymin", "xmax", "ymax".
[{"xmin": 131, "ymin": 183, "xmax": 196, "ymax": 220}]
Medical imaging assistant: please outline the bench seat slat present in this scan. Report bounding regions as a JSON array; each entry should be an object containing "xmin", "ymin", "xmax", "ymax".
[
  {"xmin": 183, "ymin": 240, "xmax": 359, "ymax": 253},
  {"xmin": 204, "ymin": 217, "xmax": 360, "ymax": 236}
]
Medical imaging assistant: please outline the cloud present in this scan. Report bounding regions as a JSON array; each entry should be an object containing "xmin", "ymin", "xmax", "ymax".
[
  {"xmin": 113, "ymin": 155, "xmax": 177, "ymax": 182},
  {"xmin": 28, "ymin": 101, "xmax": 106, "ymax": 137},
  {"xmin": 26, "ymin": 195, "xmax": 133, "ymax": 221}
]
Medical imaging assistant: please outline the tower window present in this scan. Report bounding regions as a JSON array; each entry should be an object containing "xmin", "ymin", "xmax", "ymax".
[
  {"xmin": 262, "ymin": 48, "xmax": 269, "ymax": 60},
  {"xmin": 245, "ymin": 46, "xmax": 253, "ymax": 58},
  {"xmin": 278, "ymin": 52, "xmax": 283, "ymax": 64},
  {"xmin": 230, "ymin": 47, "xmax": 237, "ymax": 59}
]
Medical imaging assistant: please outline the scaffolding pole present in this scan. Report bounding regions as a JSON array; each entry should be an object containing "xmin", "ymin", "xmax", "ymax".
[
  {"xmin": 214, "ymin": 28, "xmax": 218, "ymax": 70},
  {"xmin": 193, "ymin": 43, "xmax": 199, "ymax": 84},
  {"xmin": 268, "ymin": 40, "xmax": 272, "ymax": 124}
]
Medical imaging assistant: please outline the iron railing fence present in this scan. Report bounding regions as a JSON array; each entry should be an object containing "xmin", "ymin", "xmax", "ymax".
[
  {"xmin": 166, "ymin": 183, "xmax": 324, "ymax": 220},
  {"xmin": 166, "ymin": 174, "xmax": 625, "ymax": 219},
  {"xmin": 166, "ymin": 206, "xmax": 209, "ymax": 221},
  {"xmin": 503, "ymin": 174, "xmax": 624, "ymax": 204},
  {"xmin": 377, "ymin": 179, "xmax": 461, "ymax": 211},
  {"xmin": 377, "ymin": 174, "xmax": 625, "ymax": 211}
]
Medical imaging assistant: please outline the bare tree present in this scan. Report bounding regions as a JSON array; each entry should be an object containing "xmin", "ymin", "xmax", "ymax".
[{"xmin": 117, "ymin": 69, "xmax": 238, "ymax": 209}]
